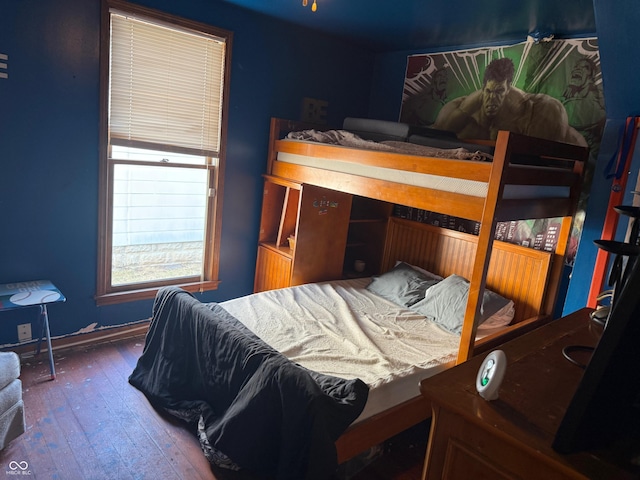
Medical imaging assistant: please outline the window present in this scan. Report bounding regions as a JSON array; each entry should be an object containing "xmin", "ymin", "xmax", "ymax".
[{"xmin": 97, "ymin": 0, "xmax": 232, "ymax": 305}]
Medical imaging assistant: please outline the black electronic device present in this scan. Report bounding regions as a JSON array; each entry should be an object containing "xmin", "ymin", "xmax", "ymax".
[{"xmin": 553, "ymin": 257, "xmax": 640, "ymax": 453}]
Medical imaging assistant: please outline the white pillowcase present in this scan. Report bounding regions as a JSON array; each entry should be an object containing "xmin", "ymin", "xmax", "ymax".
[
  {"xmin": 394, "ymin": 260, "xmax": 443, "ymax": 281},
  {"xmin": 410, "ymin": 274, "xmax": 513, "ymax": 334},
  {"xmin": 394, "ymin": 263, "xmax": 515, "ymax": 330},
  {"xmin": 367, "ymin": 262, "xmax": 440, "ymax": 307},
  {"xmin": 480, "ymin": 301, "xmax": 515, "ymax": 328}
]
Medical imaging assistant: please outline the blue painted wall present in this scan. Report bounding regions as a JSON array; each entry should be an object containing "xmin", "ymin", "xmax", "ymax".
[
  {"xmin": 2, "ymin": 0, "xmax": 639, "ymax": 347},
  {"xmin": 0, "ymin": 0, "xmax": 374, "ymax": 346},
  {"xmin": 564, "ymin": 0, "xmax": 640, "ymax": 313}
]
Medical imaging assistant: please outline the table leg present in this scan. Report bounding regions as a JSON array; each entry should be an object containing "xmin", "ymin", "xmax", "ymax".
[{"xmin": 36, "ymin": 305, "xmax": 56, "ymax": 380}]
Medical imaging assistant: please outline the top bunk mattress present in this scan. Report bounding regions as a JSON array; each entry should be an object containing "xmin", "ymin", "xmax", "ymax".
[{"xmin": 276, "ymin": 134, "xmax": 570, "ymax": 200}]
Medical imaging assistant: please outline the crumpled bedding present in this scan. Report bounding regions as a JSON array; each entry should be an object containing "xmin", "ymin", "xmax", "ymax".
[
  {"xmin": 286, "ymin": 128, "xmax": 493, "ymax": 162},
  {"xmin": 129, "ymin": 287, "xmax": 368, "ymax": 480},
  {"xmin": 220, "ymin": 278, "xmax": 461, "ymax": 390}
]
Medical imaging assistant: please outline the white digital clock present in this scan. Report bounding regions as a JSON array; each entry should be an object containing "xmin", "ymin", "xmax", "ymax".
[{"xmin": 476, "ymin": 350, "xmax": 507, "ymax": 401}]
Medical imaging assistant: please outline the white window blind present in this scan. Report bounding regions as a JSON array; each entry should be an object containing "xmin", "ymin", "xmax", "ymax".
[{"xmin": 109, "ymin": 12, "xmax": 225, "ymax": 155}]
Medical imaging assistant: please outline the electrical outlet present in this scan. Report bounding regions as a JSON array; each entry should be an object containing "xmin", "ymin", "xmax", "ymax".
[{"xmin": 17, "ymin": 323, "xmax": 32, "ymax": 343}]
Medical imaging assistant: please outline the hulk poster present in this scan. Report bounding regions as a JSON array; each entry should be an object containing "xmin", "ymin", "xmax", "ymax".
[{"xmin": 398, "ymin": 38, "xmax": 604, "ymax": 265}]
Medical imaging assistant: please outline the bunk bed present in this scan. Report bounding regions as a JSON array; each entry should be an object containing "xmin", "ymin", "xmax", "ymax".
[
  {"xmin": 267, "ymin": 117, "xmax": 586, "ymax": 360},
  {"xmin": 130, "ymin": 116, "xmax": 587, "ymax": 477},
  {"xmin": 264, "ymin": 116, "xmax": 587, "ymax": 462}
]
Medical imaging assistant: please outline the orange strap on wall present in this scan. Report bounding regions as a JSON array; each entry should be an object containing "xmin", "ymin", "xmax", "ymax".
[{"xmin": 587, "ymin": 116, "xmax": 640, "ymax": 307}]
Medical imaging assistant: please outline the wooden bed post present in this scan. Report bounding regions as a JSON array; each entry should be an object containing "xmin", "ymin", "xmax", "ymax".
[
  {"xmin": 267, "ymin": 118, "xmax": 287, "ymax": 176},
  {"xmin": 456, "ymin": 131, "xmax": 511, "ymax": 363}
]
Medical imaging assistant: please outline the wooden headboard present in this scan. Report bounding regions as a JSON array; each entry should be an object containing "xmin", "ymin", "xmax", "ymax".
[{"xmin": 381, "ymin": 218, "xmax": 553, "ymax": 324}]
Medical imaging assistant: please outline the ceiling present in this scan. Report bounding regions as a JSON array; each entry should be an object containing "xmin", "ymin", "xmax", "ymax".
[{"xmin": 219, "ymin": 0, "xmax": 596, "ymax": 52}]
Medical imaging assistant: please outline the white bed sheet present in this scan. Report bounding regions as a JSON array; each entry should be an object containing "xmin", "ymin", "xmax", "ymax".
[{"xmin": 219, "ymin": 277, "xmax": 501, "ymax": 424}]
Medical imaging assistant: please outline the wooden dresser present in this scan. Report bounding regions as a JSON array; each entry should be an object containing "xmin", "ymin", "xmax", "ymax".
[{"xmin": 420, "ymin": 308, "xmax": 640, "ymax": 479}]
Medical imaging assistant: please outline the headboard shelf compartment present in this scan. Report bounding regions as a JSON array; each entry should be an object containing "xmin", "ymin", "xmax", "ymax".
[{"xmin": 344, "ymin": 196, "xmax": 393, "ymax": 276}]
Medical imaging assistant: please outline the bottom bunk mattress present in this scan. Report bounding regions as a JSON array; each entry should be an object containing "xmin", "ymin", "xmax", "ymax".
[
  {"xmin": 219, "ymin": 277, "xmax": 463, "ymax": 423},
  {"xmin": 220, "ymin": 275, "xmax": 512, "ymax": 422}
]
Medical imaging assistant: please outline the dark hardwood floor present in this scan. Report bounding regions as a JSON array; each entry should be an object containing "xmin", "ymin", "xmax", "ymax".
[{"xmin": 0, "ymin": 335, "xmax": 427, "ymax": 479}]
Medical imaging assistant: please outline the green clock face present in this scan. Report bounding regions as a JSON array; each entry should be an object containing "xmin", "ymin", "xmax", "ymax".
[
  {"xmin": 481, "ymin": 359, "xmax": 495, "ymax": 386},
  {"xmin": 477, "ymin": 350, "xmax": 506, "ymax": 401}
]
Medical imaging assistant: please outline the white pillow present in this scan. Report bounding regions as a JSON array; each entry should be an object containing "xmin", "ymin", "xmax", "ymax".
[
  {"xmin": 394, "ymin": 260, "xmax": 443, "ymax": 281},
  {"xmin": 481, "ymin": 301, "xmax": 515, "ymax": 328},
  {"xmin": 410, "ymin": 274, "xmax": 512, "ymax": 334},
  {"xmin": 367, "ymin": 262, "xmax": 440, "ymax": 307}
]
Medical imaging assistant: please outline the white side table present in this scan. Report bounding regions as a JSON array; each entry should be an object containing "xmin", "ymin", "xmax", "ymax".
[{"xmin": 0, "ymin": 280, "xmax": 65, "ymax": 380}]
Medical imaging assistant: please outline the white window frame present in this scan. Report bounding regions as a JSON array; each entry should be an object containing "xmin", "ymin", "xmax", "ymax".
[{"xmin": 96, "ymin": 0, "xmax": 232, "ymax": 305}]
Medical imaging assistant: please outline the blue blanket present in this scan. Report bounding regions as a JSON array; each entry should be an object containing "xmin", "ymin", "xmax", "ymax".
[{"xmin": 129, "ymin": 287, "xmax": 368, "ymax": 479}]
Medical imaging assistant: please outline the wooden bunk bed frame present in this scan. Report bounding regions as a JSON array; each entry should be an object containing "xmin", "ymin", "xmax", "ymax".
[{"xmin": 265, "ymin": 117, "xmax": 588, "ymax": 462}]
